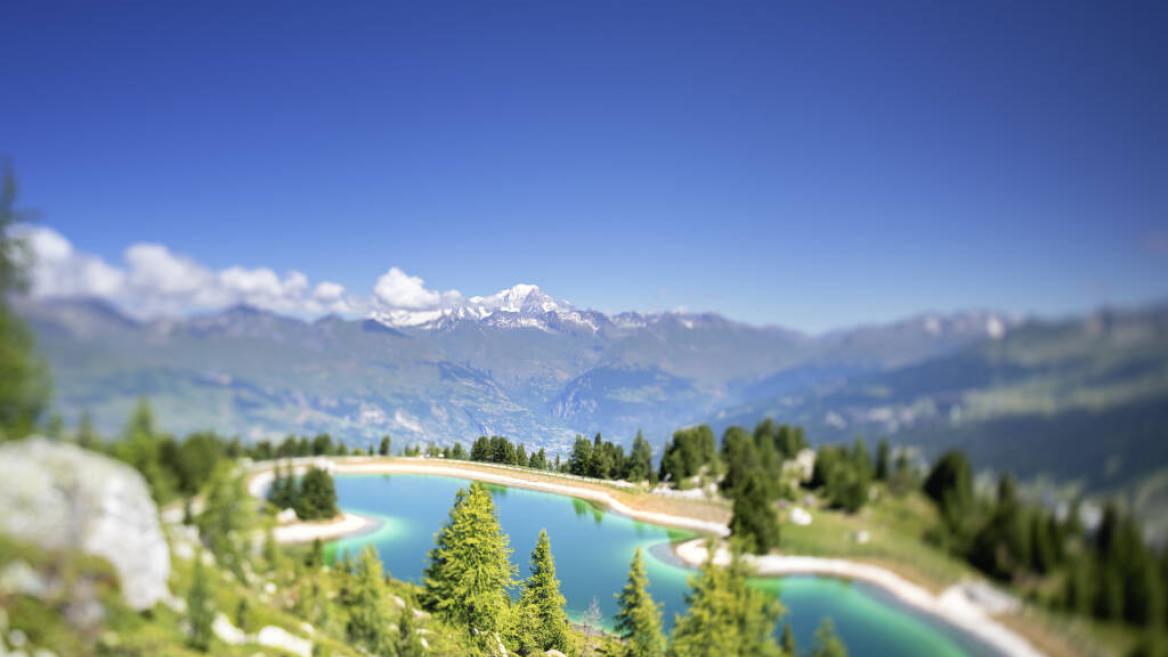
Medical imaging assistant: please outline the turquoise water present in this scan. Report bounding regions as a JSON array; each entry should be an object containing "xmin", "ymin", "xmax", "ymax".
[{"xmin": 331, "ymin": 474, "xmax": 1000, "ymax": 657}]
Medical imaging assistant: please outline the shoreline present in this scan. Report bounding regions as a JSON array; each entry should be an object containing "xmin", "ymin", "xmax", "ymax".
[
  {"xmin": 673, "ymin": 539, "xmax": 1042, "ymax": 657},
  {"xmin": 249, "ymin": 456, "xmax": 1045, "ymax": 657},
  {"xmin": 271, "ymin": 511, "xmax": 379, "ymax": 544}
]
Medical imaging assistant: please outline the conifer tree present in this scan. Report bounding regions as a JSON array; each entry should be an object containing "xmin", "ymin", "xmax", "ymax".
[
  {"xmin": 396, "ymin": 593, "xmax": 426, "ymax": 657},
  {"xmin": 614, "ymin": 547, "xmax": 665, "ymax": 657},
  {"xmin": 517, "ymin": 529, "xmax": 573, "ymax": 654},
  {"xmin": 810, "ymin": 618, "xmax": 847, "ymax": 657},
  {"xmin": 875, "ymin": 439, "xmax": 891, "ymax": 481},
  {"xmin": 187, "ymin": 553, "xmax": 214, "ymax": 652},
  {"xmin": 0, "ymin": 162, "xmax": 50, "ymax": 441},
  {"xmin": 669, "ymin": 543, "xmax": 783, "ymax": 657},
  {"xmin": 76, "ymin": 410, "xmax": 99, "ymax": 449},
  {"xmin": 346, "ymin": 545, "xmax": 393, "ymax": 654},
  {"xmin": 422, "ymin": 483, "xmax": 516, "ymax": 642},
  {"xmin": 295, "ymin": 466, "xmax": 339, "ymax": 520},
  {"xmin": 729, "ymin": 468, "xmax": 781, "ymax": 554},
  {"xmin": 626, "ymin": 431, "xmax": 656, "ymax": 483},
  {"xmin": 780, "ymin": 622, "xmax": 797, "ymax": 656}
]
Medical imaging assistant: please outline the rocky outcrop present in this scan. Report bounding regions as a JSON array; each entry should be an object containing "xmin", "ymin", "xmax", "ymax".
[{"xmin": 0, "ymin": 438, "xmax": 171, "ymax": 609}]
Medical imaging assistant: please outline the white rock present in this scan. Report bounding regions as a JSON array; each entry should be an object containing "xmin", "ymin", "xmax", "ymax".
[
  {"xmin": 212, "ymin": 613, "xmax": 247, "ymax": 645},
  {"xmin": 0, "ymin": 439, "xmax": 170, "ymax": 610},
  {"xmin": 789, "ymin": 507, "xmax": 812, "ymax": 526},
  {"xmin": 255, "ymin": 626, "xmax": 312, "ymax": 657}
]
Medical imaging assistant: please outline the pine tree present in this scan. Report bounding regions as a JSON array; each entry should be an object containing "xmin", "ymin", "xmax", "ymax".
[
  {"xmin": 810, "ymin": 618, "xmax": 847, "ymax": 657},
  {"xmin": 569, "ymin": 436, "xmax": 594, "ymax": 476},
  {"xmin": 346, "ymin": 545, "xmax": 393, "ymax": 654},
  {"xmin": 626, "ymin": 431, "xmax": 655, "ymax": 483},
  {"xmin": 197, "ymin": 464, "xmax": 254, "ymax": 582},
  {"xmin": 669, "ymin": 543, "xmax": 783, "ymax": 657},
  {"xmin": 517, "ymin": 529, "xmax": 573, "ymax": 654},
  {"xmin": 396, "ymin": 593, "xmax": 426, "ymax": 657},
  {"xmin": 295, "ymin": 466, "xmax": 339, "ymax": 520},
  {"xmin": 187, "ymin": 553, "xmax": 214, "ymax": 652},
  {"xmin": 780, "ymin": 622, "xmax": 797, "ymax": 656},
  {"xmin": 422, "ymin": 483, "xmax": 516, "ymax": 641},
  {"xmin": 614, "ymin": 547, "xmax": 665, "ymax": 657},
  {"xmin": 875, "ymin": 439, "xmax": 891, "ymax": 481},
  {"xmin": 379, "ymin": 435, "xmax": 392, "ymax": 456},
  {"xmin": 0, "ymin": 162, "xmax": 50, "ymax": 441},
  {"xmin": 75, "ymin": 411, "xmax": 99, "ymax": 449},
  {"xmin": 729, "ymin": 468, "xmax": 781, "ymax": 554}
]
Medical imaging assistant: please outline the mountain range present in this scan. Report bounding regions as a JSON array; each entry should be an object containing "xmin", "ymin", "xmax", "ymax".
[{"xmin": 16, "ymin": 285, "xmax": 1168, "ymax": 499}]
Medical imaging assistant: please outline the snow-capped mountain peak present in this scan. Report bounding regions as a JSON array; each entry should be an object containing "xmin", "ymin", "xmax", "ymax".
[{"xmin": 370, "ymin": 283, "xmax": 591, "ymax": 332}]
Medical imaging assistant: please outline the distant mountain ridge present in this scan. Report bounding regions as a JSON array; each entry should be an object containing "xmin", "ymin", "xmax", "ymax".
[{"xmin": 18, "ymin": 292, "xmax": 1167, "ymax": 497}]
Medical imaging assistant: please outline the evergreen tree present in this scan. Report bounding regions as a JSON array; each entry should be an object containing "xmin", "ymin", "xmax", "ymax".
[
  {"xmin": 614, "ymin": 547, "xmax": 665, "ymax": 657},
  {"xmin": 719, "ymin": 427, "xmax": 758, "ymax": 497},
  {"xmin": 517, "ymin": 529, "xmax": 572, "ymax": 654},
  {"xmin": 295, "ymin": 466, "xmax": 339, "ymax": 520},
  {"xmin": 346, "ymin": 545, "xmax": 394, "ymax": 654},
  {"xmin": 516, "ymin": 443, "xmax": 529, "ymax": 468},
  {"xmin": 76, "ymin": 410, "xmax": 99, "ymax": 449},
  {"xmin": 379, "ymin": 435, "xmax": 392, "ymax": 456},
  {"xmin": 780, "ymin": 622, "xmax": 797, "ymax": 656},
  {"xmin": 471, "ymin": 436, "xmax": 491, "ymax": 461},
  {"xmin": 810, "ymin": 618, "xmax": 847, "ymax": 657},
  {"xmin": 197, "ymin": 463, "xmax": 254, "ymax": 582},
  {"xmin": 0, "ymin": 162, "xmax": 49, "ymax": 441},
  {"xmin": 875, "ymin": 439, "xmax": 891, "ymax": 481},
  {"xmin": 396, "ymin": 593, "xmax": 426, "ymax": 657},
  {"xmin": 187, "ymin": 553, "xmax": 215, "ymax": 652},
  {"xmin": 626, "ymin": 431, "xmax": 655, "ymax": 483},
  {"xmin": 669, "ymin": 543, "xmax": 783, "ymax": 657},
  {"xmin": 422, "ymin": 483, "xmax": 516, "ymax": 642},
  {"xmin": 923, "ymin": 450, "xmax": 975, "ymax": 544},
  {"xmin": 452, "ymin": 442, "xmax": 467, "ymax": 460},
  {"xmin": 729, "ymin": 468, "xmax": 781, "ymax": 554},
  {"xmin": 569, "ymin": 436, "xmax": 594, "ymax": 476}
]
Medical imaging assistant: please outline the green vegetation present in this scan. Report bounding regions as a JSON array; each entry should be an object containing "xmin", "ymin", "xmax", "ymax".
[
  {"xmin": 810, "ymin": 618, "xmax": 848, "ymax": 657},
  {"xmin": 0, "ymin": 162, "xmax": 50, "ymax": 440},
  {"xmin": 669, "ymin": 542, "xmax": 786, "ymax": 657},
  {"xmin": 186, "ymin": 553, "xmax": 214, "ymax": 652},
  {"xmin": 422, "ymin": 482, "xmax": 516, "ymax": 649},
  {"xmin": 614, "ymin": 547, "xmax": 666, "ymax": 657},
  {"xmin": 658, "ymin": 425, "xmax": 719, "ymax": 488},
  {"xmin": 516, "ymin": 529, "xmax": 574, "ymax": 655},
  {"xmin": 267, "ymin": 462, "xmax": 340, "ymax": 520}
]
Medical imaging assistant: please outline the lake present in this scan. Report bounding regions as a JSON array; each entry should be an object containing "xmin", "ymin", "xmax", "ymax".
[{"xmin": 329, "ymin": 473, "xmax": 1001, "ymax": 657}]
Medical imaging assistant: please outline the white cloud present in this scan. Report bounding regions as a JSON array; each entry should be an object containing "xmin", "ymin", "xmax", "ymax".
[
  {"xmin": 14, "ymin": 225, "xmax": 365, "ymax": 319},
  {"xmin": 17, "ymin": 226, "xmax": 125, "ymax": 298},
  {"xmin": 372, "ymin": 267, "xmax": 460, "ymax": 310},
  {"xmin": 13, "ymin": 225, "xmax": 473, "ymax": 321}
]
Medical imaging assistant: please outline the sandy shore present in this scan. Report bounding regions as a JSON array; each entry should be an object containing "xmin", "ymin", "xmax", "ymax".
[
  {"xmin": 250, "ymin": 457, "xmax": 1043, "ymax": 657},
  {"xmin": 248, "ymin": 457, "xmax": 728, "ymax": 538},
  {"xmin": 674, "ymin": 539, "xmax": 1042, "ymax": 657},
  {"xmin": 272, "ymin": 512, "xmax": 378, "ymax": 544}
]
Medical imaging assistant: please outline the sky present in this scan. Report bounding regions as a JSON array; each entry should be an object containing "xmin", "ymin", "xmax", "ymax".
[{"xmin": 1, "ymin": 1, "xmax": 1165, "ymax": 332}]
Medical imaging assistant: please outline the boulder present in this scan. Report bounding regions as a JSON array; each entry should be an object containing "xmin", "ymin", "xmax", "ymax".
[{"xmin": 0, "ymin": 438, "xmax": 171, "ymax": 610}]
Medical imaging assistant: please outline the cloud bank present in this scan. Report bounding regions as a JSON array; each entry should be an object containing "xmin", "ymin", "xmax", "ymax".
[{"xmin": 11, "ymin": 225, "xmax": 459, "ymax": 319}]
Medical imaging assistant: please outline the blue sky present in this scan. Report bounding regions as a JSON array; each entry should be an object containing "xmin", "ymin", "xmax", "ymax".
[{"xmin": 1, "ymin": 1, "xmax": 1165, "ymax": 331}]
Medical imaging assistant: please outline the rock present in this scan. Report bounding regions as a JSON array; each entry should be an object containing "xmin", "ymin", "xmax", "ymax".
[
  {"xmin": 213, "ymin": 613, "xmax": 247, "ymax": 645},
  {"xmin": 255, "ymin": 626, "xmax": 312, "ymax": 657},
  {"xmin": 789, "ymin": 507, "xmax": 812, "ymax": 526},
  {"xmin": 0, "ymin": 438, "xmax": 171, "ymax": 610}
]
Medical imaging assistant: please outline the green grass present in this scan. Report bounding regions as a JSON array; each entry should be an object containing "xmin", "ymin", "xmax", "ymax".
[{"xmin": 779, "ymin": 488, "xmax": 974, "ymax": 590}]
